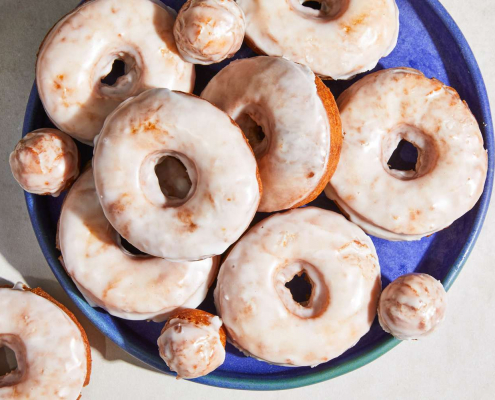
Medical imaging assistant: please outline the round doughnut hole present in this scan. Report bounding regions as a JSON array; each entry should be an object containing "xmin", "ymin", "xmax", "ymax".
[
  {"xmin": 117, "ymin": 234, "xmax": 151, "ymax": 258},
  {"xmin": 155, "ymin": 156, "xmax": 193, "ymax": 203},
  {"xmin": 382, "ymin": 125, "xmax": 439, "ymax": 181},
  {"xmin": 0, "ymin": 345, "xmax": 17, "ymax": 378},
  {"xmin": 100, "ymin": 59, "xmax": 127, "ymax": 86},
  {"xmin": 236, "ymin": 113, "xmax": 269, "ymax": 159},
  {"xmin": 387, "ymin": 139, "xmax": 419, "ymax": 172},
  {"xmin": 285, "ymin": 271, "xmax": 313, "ymax": 307}
]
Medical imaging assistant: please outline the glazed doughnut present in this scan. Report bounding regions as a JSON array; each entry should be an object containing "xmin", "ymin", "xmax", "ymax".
[
  {"xmin": 157, "ymin": 309, "xmax": 226, "ymax": 379},
  {"xmin": 58, "ymin": 168, "xmax": 219, "ymax": 321},
  {"xmin": 9, "ymin": 129, "xmax": 79, "ymax": 196},
  {"xmin": 237, "ymin": 0, "xmax": 399, "ymax": 80},
  {"xmin": 202, "ymin": 56, "xmax": 342, "ymax": 212},
  {"xmin": 174, "ymin": 0, "xmax": 245, "ymax": 65},
  {"xmin": 0, "ymin": 284, "xmax": 91, "ymax": 399},
  {"xmin": 214, "ymin": 207, "xmax": 381, "ymax": 366},
  {"xmin": 325, "ymin": 68, "xmax": 488, "ymax": 240},
  {"xmin": 378, "ymin": 273, "xmax": 447, "ymax": 340},
  {"xmin": 93, "ymin": 88, "xmax": 261, "ymax": 261},
  {"xmin": 36, "ymin": 0, "xmax": 195, "ymax": 145}
]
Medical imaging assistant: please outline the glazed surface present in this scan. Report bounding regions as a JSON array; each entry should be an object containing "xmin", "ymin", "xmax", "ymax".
[
  {"xmin": 36, "ymin": 0, "xmax": 195, "ymax": 144},
  {"xmin": 326, "ymin": 68, "xmax": 488, "ymax": 240},
  {"xmin": 237, "ymin": 0, "xmax": 399, "ymax": 79},
  {"xmin": 58, "ymin": 168, "xmax": 218, "ymax": 321},
  {"xmin": 158, "ymin": 315, "xmax": 225, "ymax": 378},
  {"xmin": 378, "ymin": 273, "xmax": 447, "ymax": 340},
  {"xmin": 214, "ymin": 207, "xmax": 381, "ymax": 366},
  {"xmin": 0, "ymin": 286, "xmax": 88, "ymax": 399},
  {"xmin": 9, "ymin": 129, "xmax": 79, "ymax": 196},
  {"xmin": 174, "ymin": 0, "xmax": 245, "ymax": 65},
  {"xmin": 202, "ymin": 56, "xmax": 334, "ymax": 212},
  {"xmin": 93, "ymin": 88, "xmax": 260, "ymax": 261}
]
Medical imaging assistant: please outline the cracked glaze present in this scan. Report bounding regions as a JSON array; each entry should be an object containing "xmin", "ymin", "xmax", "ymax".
[
  {"xmin": 36, "ymin": 0, "xmax": 195, "ymax": 144},
  {"xmin": 9, "ymin": 129, "xmax": 79, "ymax": 197},
  {"xmin": 202, "ymin": 56, "xmax": 335, "ymax": 212},
  {"xmin": 0, "ymin": 286, "xmax": 87, "ymax": 399},
  {"xmin": 58, "ymin": 168, "xmax": 218, "ymax": 321},
  {"xmin": 174, "ymin": 0, "xmax": 245, "ymax": 65},
  {"xmin": 214, "ymin": 207, "xmax": 381, "ymax": 367},
  {"xmin": 378, "ymin": 273, "xmax": 447, "ymax": 340},
  {"xmin": 325, "ymin": 68, "xmax": 488, "ymax": 240},
  {"xmin": 93, "ymin": 88, "xmax": 261, "ymax": 261},
  {"xmin": 237, "ymin": 0, "xmax": 399, "ymax": 79}
]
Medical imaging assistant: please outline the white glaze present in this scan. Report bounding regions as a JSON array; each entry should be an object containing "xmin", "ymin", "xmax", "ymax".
[
  {"xmin": 58, "ymin": 168, "xmax": 219, "ymax": 321},
  {"xmin": 157, "ymin": 315, "xmax": 225, "ymax": 379},
  {"xmin": 0, "ymin": 286, "xmax": 88, "ymax": 399},
  {"xmin": 202, "ymin": 56, "xmax": 333, "ymax": 212},
  {"xmin": 378, "ymin": 273, "xmax": 447, "ymax": 340},
  {"xmin": 174, "ymin": 0, "xmax": 245, "ymax": 65},
  {"xmin": 326, "ymin": 68, "xmax": 488, "ymax": 240},
  {"xmin": 237, "ymin": 0, "xmax": 399, "ymax": 80},
  {"xmin": 93, "ymin": 88, "xmax": 261, "ymax": 261},
  {"xmin": 36, "ymin": 0, "xmax": 195, "ymax": 144},
  {"xmin": 9, "ymin": 129, "xmax": 79, "ymax": 197},
  {"xmin": 214, "ymin": 207, "xmax": 381, "ymax": 367}
]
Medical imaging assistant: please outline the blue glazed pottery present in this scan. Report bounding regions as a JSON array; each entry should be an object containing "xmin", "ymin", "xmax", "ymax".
[{"xmin": 22, "ymin": 0, "xmax": 494, "ymax": 390}]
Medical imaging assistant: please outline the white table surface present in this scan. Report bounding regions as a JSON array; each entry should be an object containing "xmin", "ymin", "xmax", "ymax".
[{"xmin": 1, "ymin": 1, "xmax": 494, "ymax": 399}]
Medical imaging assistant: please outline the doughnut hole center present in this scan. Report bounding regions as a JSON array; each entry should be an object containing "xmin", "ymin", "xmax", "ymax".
[
  {"xmin": 100, "ymin": 59, "xmax": 126, "ymax": 86},
  {"xmin": 0, "ymin": 346, "xmax": 17, "ymax": 379},
  {"xmin": 295, "ymin": 0, "xmax": 349, "ymax": 19},
  {"xmin": 382, "ymin": 125, "xmax": 438, "ymax": 181},
  {"xmin": 387, "ymin": 140, "xmax": 419, "ymax": 172},
  {"xmin": 274, "ymin": 261, "xmax": 330, "ymax": 319},
  {"xmin": 155, "ymin": 156, "xmax": 192, "ymax": 202},
  {"xmin": 236, "ymin": 113, "xmax": 269, "ymax": 159},
  {"xmin": 285, "ymin": 271, "xmax": 313, "ymax": 307}
]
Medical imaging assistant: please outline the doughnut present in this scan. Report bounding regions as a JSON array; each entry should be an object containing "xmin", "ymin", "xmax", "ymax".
[
  {"xmin": 202, "ymin": 56, "xmax": 342, "ymax": 212},
  {"xmin": 236, "ymin": 0, "xmax": 399, "ymax": 80},
  {"xmin": 214, "ymin": 207, "xmax": 381, "ymax": 366},
  {"xmin": 36, "ymin": 0, "xmax": 195, "ymax": 145},
  {"xmin": 93, "ymin": 88, "xmax": 261, "ymax": 261},
  {"xmin": 325, "ymin": 68, "xmax": 488, "ymax": 240},
  {"xmin": 174, "ymin": 0, "xmax": 245, "ymax": 65},
  {"xmin": 58, "ymin": 168, "xmax": 219, "ymax": 321},
  {"xmin": 157, "ymin": 309, "xmax": 226, "ymax": 379},
  {"xmin": 9, "ymin": 129, "xmax": 79, "ymax": 197},
  {"xmin": 0, "ymin": 283, "xmax": 91, "ymax": 399},
  {"xmin": 378, "ymin": 273, "xmax": 447, "ymax": 340}
]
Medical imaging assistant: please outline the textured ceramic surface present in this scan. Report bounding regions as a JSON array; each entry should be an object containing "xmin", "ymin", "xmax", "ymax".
[{"xmin": 23, "ymin": 0, "xmax": 494, "ymax": 390}]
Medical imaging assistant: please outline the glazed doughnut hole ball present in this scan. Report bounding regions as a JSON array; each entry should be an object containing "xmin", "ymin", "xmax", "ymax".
[
  {"xmin": 157, "ymin": 309, "xmax": 226, "ymax": 379},
  {"xmin": 174, "ymin": 0, "xmax": 246, "ymax": 65},
  {"xmin": 378, "ymin": 273, "xmax": 447, "ymax": 340},
  {"xmin": 9, "ymin": 129, "xmax": 79, "ymax": 196}
]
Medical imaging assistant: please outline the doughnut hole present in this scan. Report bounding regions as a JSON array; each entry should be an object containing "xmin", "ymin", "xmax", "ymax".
[
  {"xmin": 0, "ymin": 335, "xmax": 26, "ymax": 387},
  {"xmin": 100, "ymin": 59, "xmax": 126, "ymax": 86},
  {"xmin": 140, "ymin": 152, "xmax": 197, "ymax": 208},
  {"xmin": 295, "ymin": 0, "xmax": 349, "ymax": 19},
  {"xmin": 274, "ymin": 261, "xmax": 330, "ymax": 318},
  {"xmin": 382, "ymin": 124, "xmax": 439, "ymax": 181},
  {"xmin": 236, "ymin": 112, "xmax": 269, "ymax": 159},
  {"xmin": 97, "ymin": 51, "xmax": 142, "ymax": 98}
]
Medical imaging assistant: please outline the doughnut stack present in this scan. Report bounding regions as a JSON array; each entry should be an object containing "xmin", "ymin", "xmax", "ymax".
[{"xmin": 6, "ymin": 0, "xmax": 488, "ymax": 389}]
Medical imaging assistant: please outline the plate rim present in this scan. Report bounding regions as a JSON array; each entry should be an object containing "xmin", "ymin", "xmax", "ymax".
[{"xmin": 22, "ymin": 0, "xmax": 494, "ymax": 390}]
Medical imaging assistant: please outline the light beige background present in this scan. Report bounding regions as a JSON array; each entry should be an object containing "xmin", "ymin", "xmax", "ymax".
[{"xmin": 0, "ymin": 0, "xmax": 494, "ymax": 399}]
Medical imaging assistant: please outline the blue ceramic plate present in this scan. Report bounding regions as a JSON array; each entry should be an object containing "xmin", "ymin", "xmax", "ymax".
[{"xmin": 23, "ymin": 0, "xmax": 494, "ymax": 390}]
